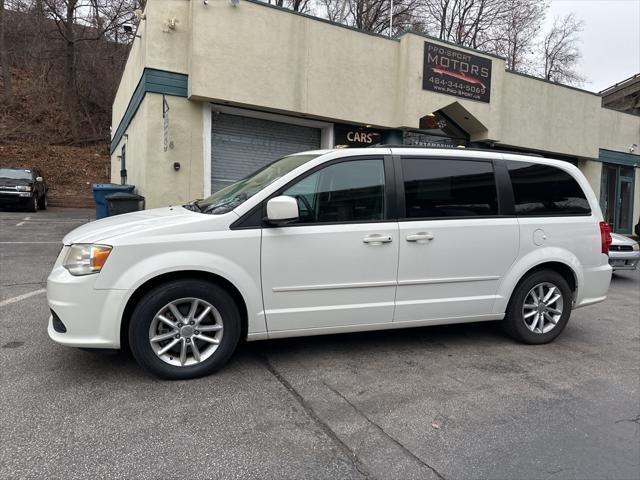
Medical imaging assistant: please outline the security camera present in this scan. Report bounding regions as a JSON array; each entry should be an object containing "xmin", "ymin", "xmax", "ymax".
[
  {"xmin": 630, "ymin": 143, "xmax": 638, "ymax": 153},
  {"xmin": 123, "ymin": 23, "xmax": 134, "ymax": 34}
]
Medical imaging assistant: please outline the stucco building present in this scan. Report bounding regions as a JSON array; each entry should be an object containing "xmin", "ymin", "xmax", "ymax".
[{"xmin": 110, "ymin": 0, "xmax": 640, "ymax": 233}]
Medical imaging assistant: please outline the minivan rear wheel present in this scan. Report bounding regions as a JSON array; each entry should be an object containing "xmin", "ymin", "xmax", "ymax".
[
  {"xmin": 129, "ymin": 279, "xmax": 241, "ymax": 379},
  {"xmin": 504, "ymin": 269, "xmax": 572, "ymax": 344}
]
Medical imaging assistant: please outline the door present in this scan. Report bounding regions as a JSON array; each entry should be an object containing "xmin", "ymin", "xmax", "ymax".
[
  {"xmin": 395, "ymin": 157, "xmax": 519, "ymax": 323},
  {"xmin": 211, "ymin": 113, "xmax": 321, "ymax": 192},
  {"xmin": 601, "ymin": 164, "xmax": 636, "ymax": 234},
  {"xmin": 261, "ymin": 157, "xmax": 399, "ymax": 333}
]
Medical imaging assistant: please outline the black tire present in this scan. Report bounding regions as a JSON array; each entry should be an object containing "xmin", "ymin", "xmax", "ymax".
[
  {"xmin": 129, "ymin": 279, "xmax": 241, "ymax": 380},
  {"xmin": 503, "ymin": 269, "xmax": 572, "ymax": 344},
  {"xmin": 26, "ymin": 195, "xmax": 38, "ymax": 213},
  {"xmin": 38, "ymin": 193, "xmax": 48, "ymax": 210}
]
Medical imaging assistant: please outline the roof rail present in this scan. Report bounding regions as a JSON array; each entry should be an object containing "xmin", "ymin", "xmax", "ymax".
[{"xmin": 368, "ymin": 144, "xmax": 544, "ymax": 157}]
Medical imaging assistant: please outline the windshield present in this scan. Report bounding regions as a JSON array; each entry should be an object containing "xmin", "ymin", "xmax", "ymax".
[
  {"xmin": 194, "ymin": 154, "xmax": 320, "ymax": 214},
  {"xmin": 0, "ymin": 168, "xmax": 32, "ymax": 180}
]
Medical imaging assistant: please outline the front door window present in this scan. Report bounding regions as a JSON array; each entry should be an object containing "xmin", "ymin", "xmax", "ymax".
[{"xmin": 282, "ymin": 159, "xmax": 386, "ymax": 223}]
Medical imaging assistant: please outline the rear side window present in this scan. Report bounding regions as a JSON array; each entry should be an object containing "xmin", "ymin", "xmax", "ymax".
[
  {"xmin": 506, "ymin": 161, "xmax": 591, "ymax": 216},
  {"xmin": 401, "ymin": 158, "xmax": 498, "ymax": 218}
]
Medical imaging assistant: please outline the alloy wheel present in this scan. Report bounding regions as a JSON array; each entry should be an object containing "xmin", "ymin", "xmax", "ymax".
[
  {"xmin": 522, "ymin": 282, "xmax": 564, "ymax": 334},
  {"xmin": 148, "ymin": 297, "xmax": 224, "ymax": 367}
]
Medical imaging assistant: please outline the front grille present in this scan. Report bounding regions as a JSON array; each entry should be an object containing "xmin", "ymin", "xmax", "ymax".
[
  {"xmin": 51, "ymin": 309, "xmax": 67, "ymax": 333},
  {"xmin": 610, "ymin": 245, "xmax": 633, "ymax": 252}
]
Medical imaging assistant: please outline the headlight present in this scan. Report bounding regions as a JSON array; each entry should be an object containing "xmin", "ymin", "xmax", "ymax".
[
  {"xmin": 63, "ymin": 244, "xmax": 112, "ymax": 276},
  {"xmin": 16, "ymin": 185, "xmax": 32, "ymax": 192},
  {"xmin": 633, "ymin": 242, "xmax": 639, "ymax": 252}
]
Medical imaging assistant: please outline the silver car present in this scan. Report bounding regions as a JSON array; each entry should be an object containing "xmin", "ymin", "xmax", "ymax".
[{"xmin": 609, "ymin": 233, "xmax": 640, "ymax": 271}]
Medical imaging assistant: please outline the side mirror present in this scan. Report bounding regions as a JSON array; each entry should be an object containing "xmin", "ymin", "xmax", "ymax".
[
  {"xmin": 266, "ymin": 196, "xmax": 299, "ymax": 225},
  {"xmin": 36, "ymin": 176, "xmax": 43, "ymax": 182}
]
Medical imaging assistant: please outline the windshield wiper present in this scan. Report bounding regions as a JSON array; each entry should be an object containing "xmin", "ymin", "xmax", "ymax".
[
  {"xmin": 201, "ymin": 193, "xmax": 248, "ymax": 215},
  {"xmin": 182, "ymin": 200, "xmax": 203, "ymax": 212}
]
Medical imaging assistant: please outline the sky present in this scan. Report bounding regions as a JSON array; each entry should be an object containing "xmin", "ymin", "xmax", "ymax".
[{"xmin": 544, "ymin": 0, "xmax": 640, "ymax": 92}]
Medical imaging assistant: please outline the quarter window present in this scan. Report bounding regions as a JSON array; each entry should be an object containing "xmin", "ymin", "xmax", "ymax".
[
  {"xmin": 282, "ymin": 159, "xmax": 385, "ymax": 224},
  {"xmin": 506, "ymin": 161, "xmax": 591, "ymax": 216},
  {"xmin": 402, "ymin": 158, "xmax": 498, "ymax": 218}
]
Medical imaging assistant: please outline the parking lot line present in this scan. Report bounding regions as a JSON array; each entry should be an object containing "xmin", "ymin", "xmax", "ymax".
[
  {"xmin": 0, "ymin": 288, "xmax": 46, "ymax": 308},
  {"xmin": 1, "ymin": 219, "xmax": 90, "ymax": 224},
  {"xmin": 0, "ymin": 242, "xmax": 61, "ymax": 244}
]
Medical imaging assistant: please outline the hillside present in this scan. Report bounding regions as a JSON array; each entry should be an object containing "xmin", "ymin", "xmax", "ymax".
[
  {"xmin": 1, "ymin": 66, "xmax": 110, "ymax": 206},
  {"xmin": 1, "ymin": 7, "xmax": 129, "ymax": 207}
]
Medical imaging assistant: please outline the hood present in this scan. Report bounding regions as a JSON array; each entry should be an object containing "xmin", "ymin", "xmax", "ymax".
[
  {"xmin": 63, "ymin": 206, "xmax": 234, "ymax": 245},
  {"xmin": 610, "ymin": 233, "xmax": 638, "ymax": 247}
]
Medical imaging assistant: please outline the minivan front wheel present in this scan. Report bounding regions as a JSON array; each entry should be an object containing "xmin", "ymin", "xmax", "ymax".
[
  {"xmin": 504, "ymin": 270, "xmax": 572, "ymax": 344},
  {"xmin": 129, "ymin": 280, "xmax": 241, "ymax": 379}
]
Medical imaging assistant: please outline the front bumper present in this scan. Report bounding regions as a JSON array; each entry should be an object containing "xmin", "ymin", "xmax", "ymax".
[
  {"xmin": 0, "ymin": 191, "xmax": 32, "ymax": 204},
  {"xmin": 47, "ymin": 258, "xmax": 128, "ymax": 349},
  {"xmin": 608, "ymin": 250, "xmax": 640, "ymax": 270}
]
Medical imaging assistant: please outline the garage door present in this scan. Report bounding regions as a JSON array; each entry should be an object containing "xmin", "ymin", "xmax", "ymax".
[{"xmin": 211, "ymin": 113, "xmax": 321, "ymax": 192}]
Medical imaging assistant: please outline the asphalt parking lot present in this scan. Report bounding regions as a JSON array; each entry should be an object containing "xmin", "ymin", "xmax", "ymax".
[{"xmin": 1, "ymin": 207, "xmax": 639, "ymax": 480}]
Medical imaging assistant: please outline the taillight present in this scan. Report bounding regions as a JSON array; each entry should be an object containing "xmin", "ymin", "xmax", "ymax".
[{"xmin": 600, "ymin": 222, "xmax": 612, "ymax": 254}]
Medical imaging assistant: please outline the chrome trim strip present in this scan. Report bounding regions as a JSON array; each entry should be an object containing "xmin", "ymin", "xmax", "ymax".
[
  {"xmin": 273, "ymin": 276, "xmax": 499, "ymax": 292},
  {"xmin": 395, "ymin": 294, "xmax": 496, "ymax": 306},
  {"xmin": 265, "ymin": 301, "xmax": 394, "ymax": 315},
  {"xmin": 398, "ymin": 276, "xmax": 499, "ymax": 286},
  {"xmin": 272, "ymin": 280, "xmax": 397, "ymax": 292}
]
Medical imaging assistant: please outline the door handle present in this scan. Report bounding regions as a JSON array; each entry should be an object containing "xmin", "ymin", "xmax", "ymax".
[
  {"xmin": 406, "ymin": 232, "xmax": 434, "ymax": 243},
  {"xmin": 363, "ymin": 234, "xmax": 393, "ymax": 245}
]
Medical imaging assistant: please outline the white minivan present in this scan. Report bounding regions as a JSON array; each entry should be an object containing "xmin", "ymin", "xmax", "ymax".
[{"xmin": 47, "ymin": 148, "xmax": 613, "ymax": 379}]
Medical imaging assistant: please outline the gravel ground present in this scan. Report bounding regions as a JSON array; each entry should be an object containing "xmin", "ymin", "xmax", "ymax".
[{"xmin": 1, "ymin": 207, "xmax": 639, "ymax": 479}]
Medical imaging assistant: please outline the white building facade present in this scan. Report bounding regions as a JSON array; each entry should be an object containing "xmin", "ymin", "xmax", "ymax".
[{"xmin": 110, "ymin": 0, "xmax": 640, "ymax": 233}]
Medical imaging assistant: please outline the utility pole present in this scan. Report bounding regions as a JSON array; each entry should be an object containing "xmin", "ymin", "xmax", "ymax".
[{"xmin": 389, "ymin": 0, "xmax": 393, "ymax": 36}]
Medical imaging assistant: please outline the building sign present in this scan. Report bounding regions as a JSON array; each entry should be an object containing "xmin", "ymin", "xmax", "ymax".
[
  {"xmin": 422, "ymin": 42, "xmax": 492, "ymax": 103},
  {"xmin": 334, "ymin": 124, "xmax": 383, "ymax": 148}
]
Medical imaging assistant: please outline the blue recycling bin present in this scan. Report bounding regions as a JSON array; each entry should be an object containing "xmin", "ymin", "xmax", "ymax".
[{"xmin": 92, "ymin": 184, "xmax": 135, "ymax": 219}]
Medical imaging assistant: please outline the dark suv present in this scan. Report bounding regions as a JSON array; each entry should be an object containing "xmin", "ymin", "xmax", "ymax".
[{"xmin": 0, "ymin": 167, "xmax": 48, "ymax": 212}]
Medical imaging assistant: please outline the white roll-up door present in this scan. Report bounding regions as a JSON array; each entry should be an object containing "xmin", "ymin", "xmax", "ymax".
[{"xmin": 211, "ymin": 112, "xmax": 321, "ymax": 192}]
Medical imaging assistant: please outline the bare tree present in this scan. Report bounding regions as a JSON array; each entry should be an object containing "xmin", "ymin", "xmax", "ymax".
[
  {"xmin": 419, "ymin": 0, "xmax": 509, "ymax": 49},
  {"xmin": 268, "ymin": 0, "xmax": 313, "ymax": 14},
  {"xmin": 486, "ymin": 0, "xmax": 547, "ymax": 72},
  {"xmin": 0, "ymin": 0, "xmax": 13, "ymax": 104},
  {"xmin": 540, "ymin": 13, "xmax": 586, "ymax": 85},
  {"xmin": 40, "ymin": 0, "xmax": 137, "ymax": 140},
  {"xmin": 321, "ymin": 0, "xmax": 420, "ymax": 35}
]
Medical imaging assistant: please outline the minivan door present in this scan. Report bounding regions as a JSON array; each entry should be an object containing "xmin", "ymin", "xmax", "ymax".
[
  {"xmin": 394, "ymin": 156, "xmax": 519, "ymax": 324},
  {"xmin": 261, "ymin": 157, "xmax": 399, "ymax": 334}
]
